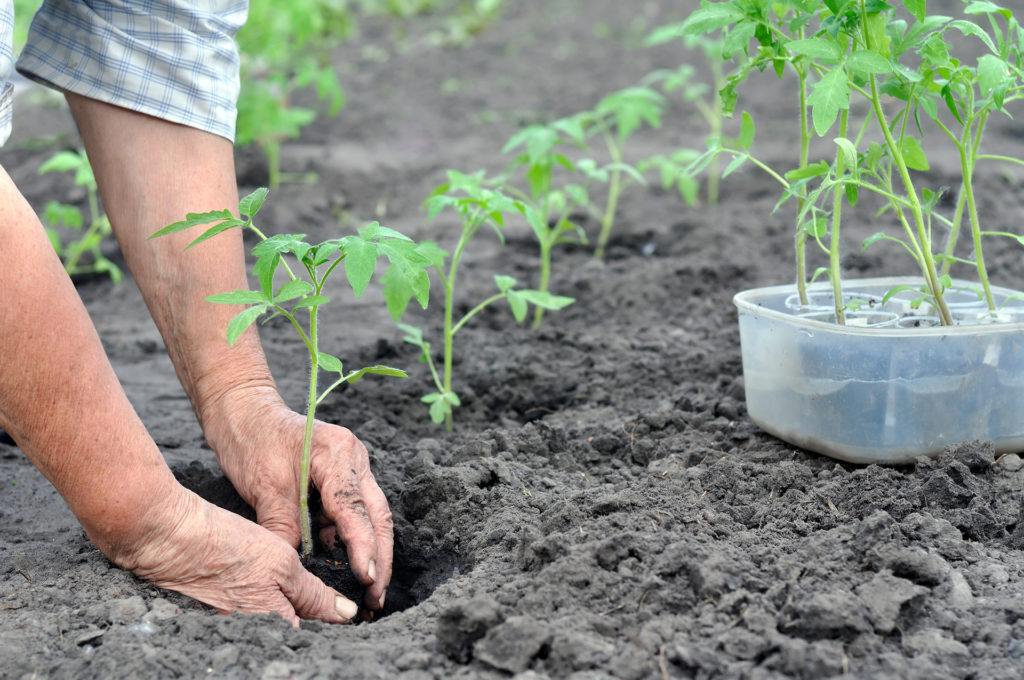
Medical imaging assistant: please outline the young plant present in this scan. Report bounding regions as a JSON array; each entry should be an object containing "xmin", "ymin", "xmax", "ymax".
[
  {"xmin": 641, "ymin": 29, "xmax": 734, "ymax": 206},
  {"xmin": 399, "ymin": 171, "xmax": 573, "ymax": 429},
  {"xmin": 234, "ymin": 0, "xmax": 350, "ymax": 189},
  {"xmin": 680, "ymin": 0, "xmax": 1024, "ymax": 326},
  {"xmin": 150, "ymin": 188, "xmax": 431, "ymax": 559},
  {"xmin": 38, "ymin": 149, "xmax": 122, "ymax": 283},
  {"xmin": 492, "ymin": 115, "xmax": 590, "ymax": 328},
  {"xmin": 584, "ymin": 86, "xmax": 665, "ymax": 259}
]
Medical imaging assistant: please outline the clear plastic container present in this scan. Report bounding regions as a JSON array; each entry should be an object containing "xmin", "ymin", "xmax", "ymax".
[{"xmin": 734, "ymin": 277, "xmax": 1024, "ymax": 463}]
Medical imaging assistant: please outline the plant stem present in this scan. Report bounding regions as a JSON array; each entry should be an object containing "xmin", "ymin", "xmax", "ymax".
[
  {"xmin": 869, "ymin": 78, "xmax": 952, "ymax": 325},
  {"xmin": 594, "ymin": 131, "xmax": 623, "ymax": 260},
  {"xmin": 299, "ymin": 303, "xmax": 319, "ymax": 559},
  {"xmin": 960, "ymin": 111, "xmax": 996, "ymax": 310},
  {"xmin": 829, "ymin": 111, "xmax": 850, "ymax": 325},
  {"xmin": 531, "ymin": 238, "xmax": 552, "ymax": 329},
  {"xmin": 795, "ymin": 63, "xmax": 811, "ymax": 305}
]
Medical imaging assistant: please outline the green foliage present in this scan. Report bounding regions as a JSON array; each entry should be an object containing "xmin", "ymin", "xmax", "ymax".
[
  {"xmin": 151, "ymin": 188, "xmax": 430, "ymax": 558},
  {"xmin": 234, "ymin": 0, "xmax": 351, "ymax": 189},
  {"xmin": 678, "ymin": 0, "xmax": 1024, "ymax": 325},
  {"xmin": 37, "ymin": 149, "xmax": 122, "ymax": 284},
  {"xmin": 400, "ymin": 171, "xmax": 573, "ymax": 428}
]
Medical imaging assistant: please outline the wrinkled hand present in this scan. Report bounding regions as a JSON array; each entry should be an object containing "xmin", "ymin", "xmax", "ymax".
[
  {"xmin": 201, "ymin": 387, "xmax": 393, "ymax": 614},
  {"xmin": 122, "ymin": 487, "xmax": 360, "ymax": 626}
]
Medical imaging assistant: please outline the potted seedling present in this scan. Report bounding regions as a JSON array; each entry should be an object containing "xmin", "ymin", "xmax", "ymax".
[
  {"xmin": 682, "ymin": 0, "xmax": 1024, "ymax": 463},
  {"xmin": 151, "ymin": 188, "xmax": 430, "ymax": 569},
  {"xmin": 398, "ymin": 171, "xmax": 574, "ymax": 429}
]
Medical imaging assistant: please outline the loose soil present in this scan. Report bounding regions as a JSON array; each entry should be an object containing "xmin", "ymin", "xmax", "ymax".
[{"xmin": 4, "ymin": 1, "xmax": 1024, "ymax": 678}]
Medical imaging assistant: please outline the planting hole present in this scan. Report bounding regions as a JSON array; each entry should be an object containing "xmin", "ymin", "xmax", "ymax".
[{"xmin": 174, "ymin": 461, "xmax": 464, "ymax": 621}]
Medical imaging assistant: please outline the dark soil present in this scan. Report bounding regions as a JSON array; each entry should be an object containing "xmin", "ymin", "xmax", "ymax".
[{"xmin": 4, "ymin": 1, "xmax": 1024, "ymax": 678}]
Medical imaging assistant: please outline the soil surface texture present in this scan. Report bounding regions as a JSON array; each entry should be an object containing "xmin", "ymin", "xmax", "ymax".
[{"xmin": 4, "ymin": 1, "xmax": 1024, "ymax": 678}]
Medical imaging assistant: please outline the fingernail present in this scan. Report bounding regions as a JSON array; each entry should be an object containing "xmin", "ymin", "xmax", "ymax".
[
  {"xmin": 335, "ymin": 595, "xmax": 359, "ymax": 621},
  {"xmin": 367, "ymin": 559, "xmax": 377, "ymax": 584},
  {"xmin": 378, "ymin": 591, "xmax": 387, "ymax": 610}
]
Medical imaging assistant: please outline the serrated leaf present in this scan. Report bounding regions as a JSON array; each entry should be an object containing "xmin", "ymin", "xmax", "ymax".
[
  {"xmin": 225, "ymin": 305, "xmax": 269, "ymax": 345},
  {"xmin": 900, "ymin": 136, "xmax": 930, "ymax": 171},
  {"xmin": 787, "ymin": 37, "xmax": 843, "ymax": 61},
  {"xmin": 342, "ymin": 236, "xmax": 378, "ymax": 298},
  {"xmin": 977, "ymin": 53, "xmax": 1009, "ymax": 98},
  {"xmin": 275, "ymin": 279, "xmax": 314, "ymax": 303},
  {"xmin": 239, "ymin": 188, "xmax": 269, "ymax": 219},
  {"xmin": 847, "ymin": 49, "xmax": 891, "ymax": 75},
  {"xmin": 292, "ymin": 295, "xmax": 330, "ymax": 310},
  {"xmin": 785, "ymin": 161, "xmax": 830, "ymax": 181},
  {"xmin": 149, "ymin": 209, "xmax": 238, "ymax": 239},
  {"xmin": 808, "ymin": 69, "xmax": 850, "ymax": 136},
  {"xmin": 206, "ymin": 289, "xmax": 270, "ymax": 305}
]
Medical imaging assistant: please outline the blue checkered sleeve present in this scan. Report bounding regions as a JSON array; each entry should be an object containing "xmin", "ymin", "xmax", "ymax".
[
  {"xmin": 15, "ymin": 0, "xmax": 247, "ymax": 142},
  {"xmin": 0, "ymin": 0, "xmax": 14, "ymax": 147}
]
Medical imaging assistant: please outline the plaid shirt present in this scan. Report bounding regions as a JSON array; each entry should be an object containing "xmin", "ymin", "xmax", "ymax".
[{"xmin": 1, "ymin": 0, "xmax": 246, "ymax": 148}]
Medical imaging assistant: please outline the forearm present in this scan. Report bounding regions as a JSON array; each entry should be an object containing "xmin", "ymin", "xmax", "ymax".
[
  {"xmin": 0, "ymin": 165, "xmax": 182, "ymax": 563},
  {"xmin": 64, "ymin": 95, "xmax": 284, "ymax": 434}
]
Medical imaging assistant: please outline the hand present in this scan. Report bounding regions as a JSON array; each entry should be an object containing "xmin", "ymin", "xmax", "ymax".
[
  {"xmin": 201, "ymin": 386, "xmax": 393, "ymax": 614},
  {"xmin": 121, "ymin": 487, "xmax": 361, "ymax": 626}
]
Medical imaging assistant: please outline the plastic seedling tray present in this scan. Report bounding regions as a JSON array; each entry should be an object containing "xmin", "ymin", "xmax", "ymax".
[{"xmin": 734, "ymin": 277, "xmax": 1024, "ymax": 464}]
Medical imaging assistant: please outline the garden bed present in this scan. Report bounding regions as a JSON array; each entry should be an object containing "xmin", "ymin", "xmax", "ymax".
[{"xmin": 4, "ymin": 1, "xmax": 1024, "ymax": 678}]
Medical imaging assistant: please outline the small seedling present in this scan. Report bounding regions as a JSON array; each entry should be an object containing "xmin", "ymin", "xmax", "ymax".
[
  {"xmin": 399, "ymin": 171, "xmax": 573, "ymax": 428},
  {"xmin": 38, "ymin": 149, "xmax": 122, "ymax": 283},
  {"xmin": 235, "ymin": 0, "xmax": 350, "ymax": 189},
  {"xmin": 151, "ymin": 188, "xmax": 431, "ymax": 559},
  {"xmin": 493, "ymin": 115, "xmax": 590, "ymax": 328},
  {"xmin": 584, "ymin": 86, "xmax": 664, "ymax": 259}
]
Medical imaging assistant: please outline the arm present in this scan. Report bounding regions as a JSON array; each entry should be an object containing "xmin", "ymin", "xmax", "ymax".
[
  {"xmin": 65, "ymin": 94, "xmax": 391, "ymax": 612},
  {"xmin": 0, "ymin": 164, "xmax": 356, "ymax": 625}
]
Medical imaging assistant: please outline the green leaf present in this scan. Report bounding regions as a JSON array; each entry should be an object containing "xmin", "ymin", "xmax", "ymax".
[
  {"xmin": 494, "ymin": 275, "xmax": 517, "ymax": 292},
  {"xmin": 149, "ymin": 209, "xmax": 238, "ymax": 239},
  {"xmin": 292, "ymin": 295, "xmax": 330, "ymax": 310},
  {"xmin": 902, "ymin": 0, "xmax": 926, "ymax": 22},
  {"xmin": 275, "ymin": 279, "xmax": 314, "ymax": 303},
  {"xmin": 186, "ymin": 220, "xmax": 250, "ymax": 249},
  {"xmin": 346, "ymin": 365, "xmax": 408, "ymax": 382},
  {"xmin": 342, "ymin": 235, "xmax": 378, "ymax": 298},
  {"xmin": 847, "ymin": 49, "xmax": 891, "ymax": 75},
  {"xmin": 225, "ymin": 305, "xmax": 269, "ymax": 345},
  {"xmin": 507, "ymin": 290, "xmax": 528, "ymax": 323},
  {"xmin": 738, "ymin": 111, "xmax": 755, "ymax": 151},
  {"xmin": 206, "ymin": 289, "xmax": 270, "ymax": 305},
  {"xmin": 516, "ymin": 290, "xmax": 575, "ymax": 310},
  {"xmin": 899, "ymin": 136, "xmax": 930, "ymax": 171},
  {"xmin": 802, "ymin": 216, "xmax": 829, "ymax": 238},
  {"xmin": 833, "ymin": 137, "xmax": 858, "ymax": 172},
  {"xmin": 317, "ymin": 352, "xmax": 344, "ymax": 373},
  {"xmin": 977, "ymin": 54, "xmax": 1009, "ymax": 98},
  {"xmin": 787, "ymin": 37, "xmax": 843, "ymax": 61},
  {"xmin": 253, "ymin": 252, "xmax": 280, "ymax": 298},
  {"xmin": 239, "ymin": 188, "xmax": 269, "ymax": 219},
  {"xmin": 680, "ymin": 4, "xmax": 744, "ymax": 36},
  {"xmin": 722, "ymin": 154, "xmax": 747, "ymax": 178},
  {"xmin": 785, "ymin": 161, "xmax": 830, "ymax": 182},
  {"xmin": 807, "ymin": 69, "xmax": 850, "ymax": 136}
]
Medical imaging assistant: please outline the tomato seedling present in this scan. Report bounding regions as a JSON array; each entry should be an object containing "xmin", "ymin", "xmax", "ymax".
[
  {"xmin": 399, "ymin": 171, "xmax": 573, "ymax": 428},
  {"xmin": 37, "ymin": 149, "xmax": 122, "ymax": 283},
  {"xmin": 151, "ymin": 188, "xmax": 431, "ymax": 559}
]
